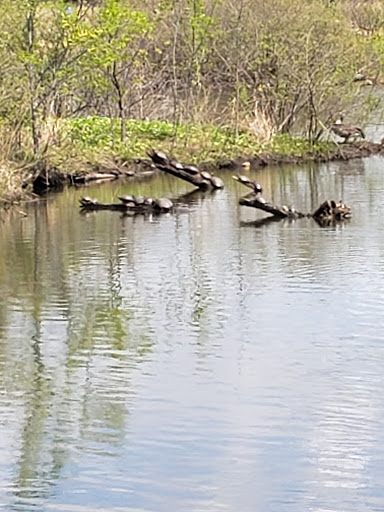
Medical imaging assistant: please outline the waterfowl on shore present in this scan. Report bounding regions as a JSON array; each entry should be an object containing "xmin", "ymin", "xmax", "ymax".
[
  {"xmin": 353, "ymin": 72, "xmax": 374, "ymax": 86},
  {"xmin": 353, "ymin": 72, "xmax": 367, "ymax": 82},
  {"xmin": 330, "ymin": 119, "xmax": 365, "ymax": 143}
]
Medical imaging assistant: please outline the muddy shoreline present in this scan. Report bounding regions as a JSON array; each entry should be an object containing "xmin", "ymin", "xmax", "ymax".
[
  {"xmin": 215, "ymin": 140, "xmax": 384, "ymax": 170},
  {"xmin": 27, "ymin": 140, "xmax": 384, "ymax": 195}
]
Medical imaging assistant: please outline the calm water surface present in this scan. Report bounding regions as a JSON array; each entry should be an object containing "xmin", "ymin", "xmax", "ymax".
[{"xmin": 1, "ymin": 156, "xmax": 384, "ymax": 512}]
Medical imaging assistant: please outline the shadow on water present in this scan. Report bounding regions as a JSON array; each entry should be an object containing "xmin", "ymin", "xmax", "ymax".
[{"xmin": 1, "ymin": 156, "xmax": 384, "ymax": 511}]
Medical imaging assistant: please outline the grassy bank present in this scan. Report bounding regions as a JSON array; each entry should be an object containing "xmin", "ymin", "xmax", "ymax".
[
  {"xmin": 0, "ymin": 116, "xmax": 356, "ymax": 205},
  {"xmin": 0, "ymin": 116, "xmax": 351, "ymax": 204},
  {"xmin": 64, "ymin": 117, "xmax": 335, "ymax": 163}
]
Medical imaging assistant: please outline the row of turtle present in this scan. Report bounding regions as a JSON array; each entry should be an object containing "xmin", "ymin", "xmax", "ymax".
[
  {"xmin": 79, "ymin": 195, "xmax": 173, "ymax": 211},
  {"xmin": 146, "ymin": 149, "xmax": 224, "ymax": 190}
]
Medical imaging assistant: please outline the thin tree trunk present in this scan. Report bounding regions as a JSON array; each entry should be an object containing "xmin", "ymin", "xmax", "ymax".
[
  {"xmin": 118, "ymin": 96, "xmax": 126, "ymax": 143},
  {"xmin": 112, "ymin": 62, "xmax": 126, "ymax": 143},
  {"xmin": 27, "ymin": 11, "xmax": 39, "ymax": 154}
]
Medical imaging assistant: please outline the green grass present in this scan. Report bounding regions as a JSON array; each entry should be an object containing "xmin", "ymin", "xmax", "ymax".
[
  {"xmin": 64, "ymin": 116, "xmax": 334, "ymax": 164},
  {"xmin": 0, "ymin": 116, "xmax": 338, "ymax": 205}
]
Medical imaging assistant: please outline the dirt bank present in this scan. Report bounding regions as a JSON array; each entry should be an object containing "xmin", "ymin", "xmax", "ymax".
[
  {"xmin": 23, "ymin": 140, "xmax": 384, "ymax": 197},
  {"xmin": 216, "ymin": 140, "xmax": 384, "ymax": 170}
]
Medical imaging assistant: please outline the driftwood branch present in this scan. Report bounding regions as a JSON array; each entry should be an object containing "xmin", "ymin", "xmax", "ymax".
[
  {"xmin": 147, "ymin": 149, "xmax": 224, "ymax": 189},
  {"xmin": 233, "ymin": 175, "xmax": 351, "ymax": 224},
  {"xmin": 239, "ymin": 193, "xmax": 307, "ymax": 218}
]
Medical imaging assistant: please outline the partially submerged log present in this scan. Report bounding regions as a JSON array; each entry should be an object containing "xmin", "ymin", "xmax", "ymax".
[
  {"xmin": 239, "ymin": 193, "xmax": 308, "ymax": 219},
  {"xmin": 78, "ymin": 188, "xmax": 218, "ymax": 214},
  {"xmin": 233, "ymin": 175, "xmax": 351, "ymax": 224},
  {"xmin": 79, "ymin": 195, "xmax": 173, "ymax": 212},
  {"xmin": 147, "ymin": 149, "xmax": 224, "ymax": 189}
]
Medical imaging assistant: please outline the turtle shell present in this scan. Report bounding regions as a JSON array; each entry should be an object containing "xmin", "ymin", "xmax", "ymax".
[
  {"xmin": 200, "ymin": 171, "xmax": 212, "ymax": 180},
  {"xmin": 170, "ymin": 160, "xmax": 184, "ymax": 170},
  {"xmin": 118, "ymin": 195, "xmax": 135, "ymax": 204},
  {"xmin": 183, "ymin": 165, "xmax": 200, "ymax": 175},
  {"xmin": 237, "ymin": 175, "xmax": 252, "ymax": 184},
  {"xmin": 148, "ymin": 149, "xmax": 169, "ymax": 166},
  {"xmin": 210, "ymin": 176, "xmax": 224, "ymax": 189},
  {"xmin": 80, "ymin": 196, "xmax": 98, "ymax": 206},
  {"xmin": 154, "ymin": 198, "xmax": 173, "ymax": 211},
  {"xmin": 133, "ymin": 195, "xmax": 145, "ymax": 205}
]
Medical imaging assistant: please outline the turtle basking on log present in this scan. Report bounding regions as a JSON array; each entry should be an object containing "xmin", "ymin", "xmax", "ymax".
[
  {"xmin": 147, "ymin": 149, "xmax": 224, "ymax": 190},
  {"xmin": 233, "ymin": 175, "xmax": 351, "ymax": 225},
  {"xmin": 233, "ymin": 175, "xmax": 263, "ymax": 194},
  {"xmin": 79, "ymin": 195, "xmax": 173, "ymax": 212}
]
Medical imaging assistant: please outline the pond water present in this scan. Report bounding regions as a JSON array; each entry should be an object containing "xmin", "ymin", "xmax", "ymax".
[{"xmin": 1, "ymin": 155, "xmax": 384, "ymax": 512}]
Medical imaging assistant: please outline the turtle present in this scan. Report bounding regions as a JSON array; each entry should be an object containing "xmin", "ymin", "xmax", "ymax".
[
  {"xmin": 147, "ymin": 149, "xmax": 169, "ymax": 166},
  {"xmin": 153, "ymin": 198, "xmax": 173, "ymax": 211},
  {"xmin": 80, "ymin": 196, "xmax": 98, "ymax": 207},
  {"xmin": 200, "ymin": 170, "xmax": 212, "ymax": 180},
  {"xmin": 210, "ymin": 176, "xmax": 224, "ymax": 189},
  {"xmin": 233, "ymin": 174, "xmax": 251, "ymax": 184},
  {"xmin": 170, "ymin": 160, "xmax": 184, "ymax": 170},
  {"xmin": 144, "ymin": 197, "xmax": 153, "ymax": 206},
  {"xmin": 232, "ymin": 175, "xmax": 263, "ymax": 194},
  {"xmin": 182, "ymin": 165, "xmax": 200, "ymax": 175},
  {"xmin": 133, "ymin": 195, "xmax": 145, "ymax": 206},
  {"xmin": 118, "ymin": 195, "xmax": 135, "ymax": 204}
]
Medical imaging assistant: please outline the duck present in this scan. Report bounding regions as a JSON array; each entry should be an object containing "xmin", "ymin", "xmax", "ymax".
[{"xmin": 330, "ymin": 118, "xmax": 365, "ymax": 143}]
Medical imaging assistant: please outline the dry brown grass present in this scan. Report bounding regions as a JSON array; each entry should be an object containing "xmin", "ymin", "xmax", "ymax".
[
  {"xmin": 245, "ymin": 103, "xmax": 276, "ymax": 144},
  {"xmin": 0, "ymin": 164, "xmax": 26, "ymax": 205}
]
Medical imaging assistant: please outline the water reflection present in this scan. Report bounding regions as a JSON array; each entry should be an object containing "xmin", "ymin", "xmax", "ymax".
[{"xmin": 1, "ymin": 158, "xmax": 384, "ymax": 511}]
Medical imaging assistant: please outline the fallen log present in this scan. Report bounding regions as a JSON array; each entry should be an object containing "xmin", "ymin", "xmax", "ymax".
[
  {"xmin": 233, "ymin": 175, "xmax": 351, "ymax": 224},
  {"xmin": 239, "ymin": 193, "xmax": 308, "ymax": 219},
  {"xmin": 147, "ymin": 149, "xmax": 224, "ymax": 190}
]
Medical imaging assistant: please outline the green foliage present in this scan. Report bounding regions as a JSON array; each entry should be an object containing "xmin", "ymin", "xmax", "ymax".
[
  {"xmin": 0, "ymin": 0, "xmax": 380, "ymax": 193},
  {"xmin": 269, "ymin": 134, "xmax": 334, "ymax": 156},
  {"xmin": 63, "ymin": 115, "xmax": 334, "ymax": 163},
  {"xmin": 94, "ymin": 0, "xmax": 152, "ymax": 65},
  {"xmin": 214, "ymin": 0, "xmax": 369, "ymax": 139}
]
